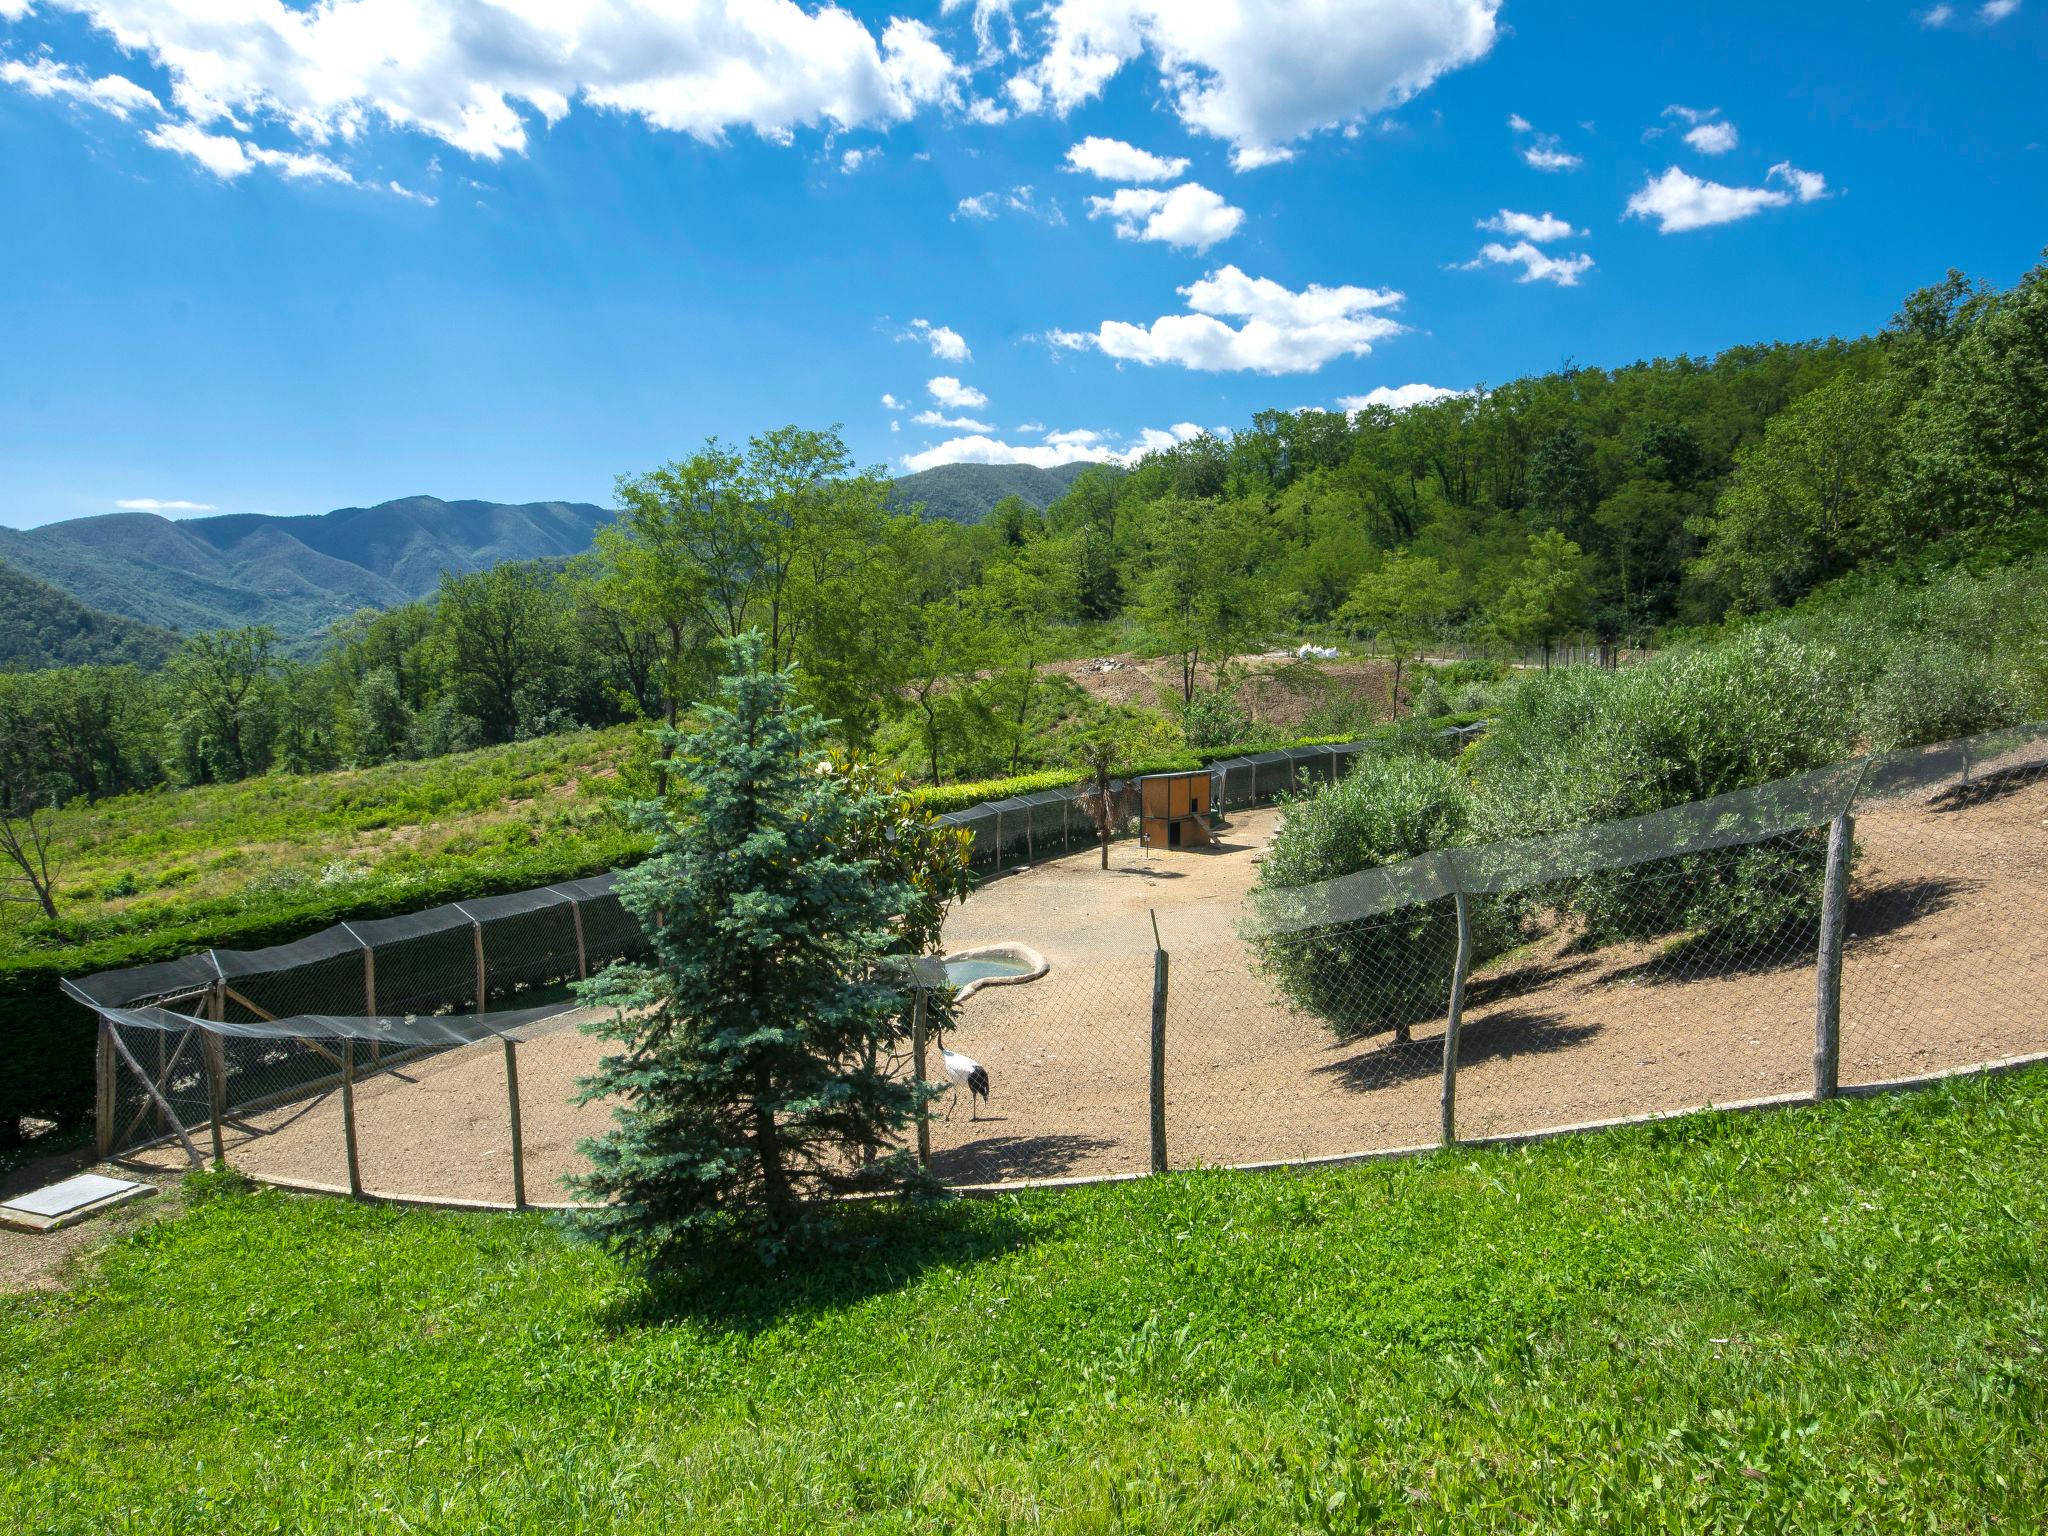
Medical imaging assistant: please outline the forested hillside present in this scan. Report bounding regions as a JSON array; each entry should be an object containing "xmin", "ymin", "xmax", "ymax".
[
  {"xmin": 0, "ymin": 496, "xmax": 613, "ymax": 641},
  {"xmin": 1, "ymin": 258, "xmax": 2040, "ymax": 822},
  {"xmin": 884, "ymin": 461, "xmax": 1099, "ymax": 523},
  {"xmin": 0, "ymin": 565, "xmax": 177, "ymax": 672}
]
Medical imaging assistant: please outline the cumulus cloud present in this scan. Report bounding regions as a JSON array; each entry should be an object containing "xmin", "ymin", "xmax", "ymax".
[
  {"xmin": 1659, "ymin": 105, "xmax": 1737, "ymax": 155},
  {"xmin": 1981, "ymin": 0, "xmax": 2020, "ymax": 20},
  {"xmin": 115, "ymin": 497, "xmax": 215, "ymax": 512},
  {"xmin": 1063, "ymin": 134, "xmax": 1189, "ymax": 182},
  {"xmin": 928, "ymin": 375, "xmax": 988, "ymax": 409},
  {"xmin": 1508, "ymin": 113, "xmax": 1580, "ymax": 170},
  {"xmin": 881, "ymin": 392, "xmax": 906, "ymax": 410},
  {"xmin": 840, "ymin": 146, "xmax": 874, "ymax": 174},
  {"xmin": 1919, "ymin": 2, "xmax": 1955, "ymax": 20},
  {"xmin": 1007, "ymin": 0, "xmax": 1501, "ymax": 166},
  {"xmin": 1052, "ymin": 264, "xmax": 1406, "ymax": 375},
  {"xmin": 1457, "ymin": 241, "xmax": 1593, "ymax": 286},
  {"xmin": 145, "ymin": 121, "xmax": 357, "ymax": 183},
  {"xmin": 19, "ymin": 1, "xmax": 967, "ymax": 163},
  {"xmin": 388, "ymin": 179, "xmax": 438, "ymax": 204},
  {"xmin": 903, "ymin": 318, "xmax": 971, "ymax": 361},
  {"xmin": 956, "ymin": 183, "xmax": 1066, "ymax": 224},
  {"xmin": 0, "ymin": 55, "xmax": 162, "ymax": 119},
  {"xmin": 1085, "ymin": 182, "xmax": 1244, "ymax": 252},
  {"xmin": 913, "ymin": 409, "xmax": 995, "ymax": 431},
  {"xmin": 1338, "ymin": 383, "xmax": 1458, "ymax": 412},
  {"xmin": 1478, "ymin": 208, "xmax": 1582, "ymax": 242},
  {"xmin": 955, "ymin": 192, "xmax": 996, "ymax": 219},
  {"xmin": 900, "ymin": 419, "xmax": 1208, "ymax": 472},
  {"xmin": 1625, "ymin": 161, "xmax": 1828, "ymax": 233}
]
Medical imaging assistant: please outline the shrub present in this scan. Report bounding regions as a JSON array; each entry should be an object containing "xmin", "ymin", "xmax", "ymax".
[
  {"xmin": 1857, "ymin": 641, "xmax": 2019, "ymax": 752},
  {"xmin": 1468, "ymin": 632, "xmax": 1850, "ymax": 949},
  {"xmin": 1252, "ymin": 753, "xmax": 1506, "ymax": 1039}
]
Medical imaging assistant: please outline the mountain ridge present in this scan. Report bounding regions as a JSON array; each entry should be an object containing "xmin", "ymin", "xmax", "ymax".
[{"xmin": 0, "ymin": 465, "xmax": 1101, "ymax": 645}]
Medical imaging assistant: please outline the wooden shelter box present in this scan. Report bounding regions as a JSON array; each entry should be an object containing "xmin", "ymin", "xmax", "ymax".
[{"xmin": 1138, "ymin": 770, "xmax": 1217, "ymax": 851}]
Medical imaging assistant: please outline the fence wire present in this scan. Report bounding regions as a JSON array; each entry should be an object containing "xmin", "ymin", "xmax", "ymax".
[{"xmin": 80, "ymin": 722, "xmax": 2048, "ymax": 1205}]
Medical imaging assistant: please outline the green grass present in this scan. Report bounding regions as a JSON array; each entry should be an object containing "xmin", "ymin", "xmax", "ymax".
[{"xmin": 5, "ymin": 1072, "xmax": 2046, "ymax": 1532}]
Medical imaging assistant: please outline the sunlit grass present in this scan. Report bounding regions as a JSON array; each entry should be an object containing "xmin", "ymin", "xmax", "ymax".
[{"xmin": 3, "ymin": 1069, "xmax": 2044, "ymax": 1532}]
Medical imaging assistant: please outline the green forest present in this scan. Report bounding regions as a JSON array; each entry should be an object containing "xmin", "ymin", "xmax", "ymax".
[{"xmin": 1, "ymin": 257, "xmax": 2040, "ymax": 824}]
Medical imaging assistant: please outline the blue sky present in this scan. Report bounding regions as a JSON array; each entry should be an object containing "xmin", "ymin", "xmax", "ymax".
[{"xmin": 0, "ymin": 0, "xmax": 2042, "ymax": 530}]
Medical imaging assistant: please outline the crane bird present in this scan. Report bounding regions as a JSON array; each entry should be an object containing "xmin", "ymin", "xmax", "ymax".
[{"xmin": 939, "ymin": 1044, "xmax": 991, "ymax": 1120}]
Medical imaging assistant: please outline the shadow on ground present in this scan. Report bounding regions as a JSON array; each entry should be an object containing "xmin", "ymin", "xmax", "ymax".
[
  {"xmin": 602, "ymin": 1192, "xmax": 1049, "ymax": 1336},
  {"xmin": 931, "ymin": 1132, "xmax": 1120, "ymax": 1184},
  {"xmin": 1310, "ymin": 1008, "xmax": 1600, "ymax": 1093}
]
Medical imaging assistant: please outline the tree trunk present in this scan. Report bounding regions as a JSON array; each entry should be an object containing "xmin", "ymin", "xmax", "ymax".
[{"xmin": 753, "ymin": 1068, "xmax": 794, "ymax": 1229}]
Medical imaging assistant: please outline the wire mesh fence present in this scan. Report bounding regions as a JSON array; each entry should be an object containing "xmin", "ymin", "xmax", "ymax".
[{"xmin": 76, "ymin": 722, "xmax": 2048, "ymax": 1207}]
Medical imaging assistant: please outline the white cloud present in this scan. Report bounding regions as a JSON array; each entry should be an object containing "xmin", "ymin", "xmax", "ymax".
[
  {"xmin": 1478, "ymin": 208, "xmax": 1581, "ymax": 242},
  {"xmin": 1085, "ymin": 182, "xmax": 1244, "ymax": 252},
  {"xmin": 942, "ymin": 0, "xmax": 1021, "ymax": 65},
  {"xmin": 1456, "ymin": 240, "xmax": 1594, "ymax": 286},
  {"xmin": 913, "ymin": 409, "xmax": 995, "ymax": 431},
  {"xmin": 1229, "ymin": 143, "xmax": 1296, "ymax": 171},
  {"xmin": 900, "ymin": 419, "xmax": 1208, "ymax": 472},
  {"xmin": 22, "ymin": 1, "xmax": 967, "ymax": 163},
  {"xmin": 0, "ymin": 55, "xmax": 162, "ymax": 119},
  {"xmin": 388, "ymin": 179, "xmax": 437, "ymax": 204},
  {"xmin": 1919, "ymin": 3, "xmax": 1955, "ymax": 21},
  {"xmin": 1624, "ymin": 162, "xmax": 1828, "ymax": 233},
  {"xmin": 955, "ymin": 192, "xmax": 996, "ymax": 219},
  {"xmin": 115, "ymin": 497, "xmax": 215, "ymax": 512},
  {"xmin": 1659, "ymin": 104, "xmax": 1737, "ymax": 156},
  {"xmin": 1053, "ymin": 264, "xmax": 1406, "ymax": 375},
  {"xmin": 902, "ymin": 317, "xmax": 971, "ymax": 361},
  {"xmin": 1007, "ymin": 0, "xmax": 1501, "ymax": 166},
  {"xmin": 1505, "ymin": 112, "xmax": 1532, "ymax": 132},
  {"xmin": 145, "ymin": 121, "xmax": 357, "ymax": 183},
  {"xmin": 0, "ymin": 1, "xmax": 34, "ymax": 19},
  {"xmin": 1016, "ymin": 420, "xmax": 1045, "ymax": 433},
  {"xmin": 958, "ymin": 183, "xmax": 1066, "ymax": 224},
  {"xmin": 881, "ymin": 392, "xmax": 905, "ymax": 410},
  {"xmin": 1521, "ymin": 138, "xmax": 1580, "ymax": 171},
  {"xmin": 928, "ymin": 375, "xmax": 989, "ymax": 409},
  {"xmin": 1684, "ymin": 120, "xmax": 1738, "ymax": 155},
  {"xmin": 1338, "ymin": 383, "xmax": 1458, "ymax": 412},
  {"xmin": 840, "ymin": 146, "xmax": 874, "ymax": 174},
  {"xmin": 1063, "ymin": 134, "xmax": 1188, "ymax": 182},
  {"xmin": 1981, "ymin": 1, "xmax": 2020, "ymax": 21},
  {"xmin": 1768, "ymin": 160, "xmax": 1828, "ymax": 202}
]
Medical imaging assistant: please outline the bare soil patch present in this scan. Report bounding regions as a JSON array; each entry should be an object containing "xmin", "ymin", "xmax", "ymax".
[{"xmin": 1046, "ymin": 652, "xmax": 1397, "ymax": 734}]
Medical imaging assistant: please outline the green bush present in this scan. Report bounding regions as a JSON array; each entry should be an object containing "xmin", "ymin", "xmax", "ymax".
[
  {"xmin": 1252, "ymin": 753, "xmax": 1506, "ymax": 1039},
  {"xmin": 1856, "ymin": 641, "xmax": 2019, "ymax": 752},
  {"xmin": 1468, "ymin": 632, "xmax": 1850, "ymax": 949}
]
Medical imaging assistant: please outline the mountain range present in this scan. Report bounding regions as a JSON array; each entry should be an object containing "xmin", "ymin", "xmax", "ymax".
[{"xmin": 0, "ymin": 464, "xmax": 1095, "ymax": 658}]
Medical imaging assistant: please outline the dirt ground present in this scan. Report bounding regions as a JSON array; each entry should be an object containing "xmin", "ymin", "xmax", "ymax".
[
  {"xmin": 126, "ymin": 772, "xmax": 2048, "ymax": 1203},
  {"xmin": 1047, "ymin": 651, "xmax": 1397, "ymax": 735}
]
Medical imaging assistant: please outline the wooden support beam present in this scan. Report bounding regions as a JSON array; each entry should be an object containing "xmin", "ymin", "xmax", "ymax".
[
  {"xmin": 503, "ymin": 1036, "xmax": 527, "ymax": 1210},
  {"xmin": 1814, "ymin": 812, "xmax": 1854, "ymax": 1100},
  {"xmin": 340, "ymin": 1039, "xmax": 363, "ymax": 1197},
  {"xmin": 912, "ymin": 989, "xmax": 931, "ymax": 1172},
  {"xmin": 1150, "ymin": 943, "xmax": 1169, "ymax": 1175},
  {"xmin": 103, "ymin": 1023, "xmax": 203, "ymax": 1165}
]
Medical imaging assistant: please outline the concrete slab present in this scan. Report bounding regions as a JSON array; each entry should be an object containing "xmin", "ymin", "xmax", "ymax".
[{"xmin": 0, "ymin": 1173, "xmax": 154, "ymax": 1233}]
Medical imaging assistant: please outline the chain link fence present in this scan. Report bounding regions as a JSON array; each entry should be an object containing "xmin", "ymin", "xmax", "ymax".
[{"xmin": 75, "ymin": 723, "xmax": 2048, "ymax": 1206}]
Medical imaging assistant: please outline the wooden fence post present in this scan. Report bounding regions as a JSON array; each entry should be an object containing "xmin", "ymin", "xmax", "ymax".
[
  {"xmin": 911, "ymin": 988, "xmax": 931, "ymax": 1172},
  {"xmin": 470, "ymin": 918, "xmax": 488, "ymax": 1014},
  {"xmin": 503, "ymin": 1035, "xmax": 527, "ymax": 1210},
  {"xmin": 1149, "ymin": 914, "xmax": 1169, "ymax": 1175},
  {"xmin": 1441, "ymin": 891, "xmax": 1474, "ymax": 1147},
  {"xmin": 568, "ymin": 897, "xmax": 588, "ymax": 980},
  {"xmin": 1814, "ymin": 811, "xmax": 1854, "ymax": 1100},
  {"xmin": 203, "ymin": 984, "xmax": 228, "ymax": 1166},
  {"xmin": 340, "ymin": 1038, "xmax": 363, "ymax": 1197},
  {"xmin": 94, "ymin": 1016, "xmax": 115, "ymax": 1158},
  {"xmin": 360, "ymin": 939, "xmax": 380, "ymax": 1069}
]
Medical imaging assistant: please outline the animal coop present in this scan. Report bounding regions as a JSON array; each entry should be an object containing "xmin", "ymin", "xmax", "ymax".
[{"xmin": 1138, "ymin": 769, "xmax": 1216, "ymax": 850}]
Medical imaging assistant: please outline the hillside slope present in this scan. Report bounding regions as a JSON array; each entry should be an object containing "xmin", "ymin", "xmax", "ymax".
[
  {"xmin": 0, "ymin": 562, "xmax": 179, "ymax": 671},
  {"xmin": 885, "ymin": 461, "xmax": 1100, "ymax": 523},
  {"xmin": 0, "ymin": 497, "xmax": 613, "ymax": 641}
]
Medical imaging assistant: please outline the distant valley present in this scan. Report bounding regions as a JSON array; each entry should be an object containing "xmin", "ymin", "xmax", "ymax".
[{"xmin": 0, "ymin": 464, "xmax": 1096, "ymax": 658}]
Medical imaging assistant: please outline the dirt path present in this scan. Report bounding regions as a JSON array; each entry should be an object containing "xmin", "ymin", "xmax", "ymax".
[{"xmin": 126, "ymin": 778, "xmax": 2047, "ymax": 1202}]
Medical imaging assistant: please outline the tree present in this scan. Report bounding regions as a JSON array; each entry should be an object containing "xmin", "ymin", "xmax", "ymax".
[
  {"xmin": 1702, "ymin": 373, "xmax": 1900, "ymax": 611},
  {"xmin": 1135, "ymin": 500, "xmax": 1270, "ymax": 702},
  {"xmin": 349, "ymin": 666, "xmax": 414, "ymax": 764},
  {"xmin": 163, "ymin": 626, "xmax": 280, "ymax": 782},
  {"xmin": 571, "ymin": 635, "xmax": 929, "ymax": 1259},
  {"xmin": 435, "ymin": 563, "xmax": 569, "ymax": 743},
  {"xmin": 1335, "ymin": 552, "xmax": 1461, "ymax": 717},
  {"xmin": 0, "ymin": 756, "xmax": 62, "ymax": 920},
  {"xmin": 1062, "ymin": 705, "xmax": 1159, "ymax": 869},
  {"xmin": 1493, "ymin": 531, "xmax": 1592, "ymax": 666},
  {"xmin": 971, "ymin": 533, "xmax": 1080, "ymax": 774}
]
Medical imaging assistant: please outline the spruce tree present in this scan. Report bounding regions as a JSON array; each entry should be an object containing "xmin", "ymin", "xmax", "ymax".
[{"xmin": 571, "ymin": 634, "xmax": 929, "ymax": 1259}]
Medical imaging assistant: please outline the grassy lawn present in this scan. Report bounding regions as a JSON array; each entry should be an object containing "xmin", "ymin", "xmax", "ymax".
[{"xmin": 4, "ymin": 1073, "xmax": 2045, "ymax": 1533}]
